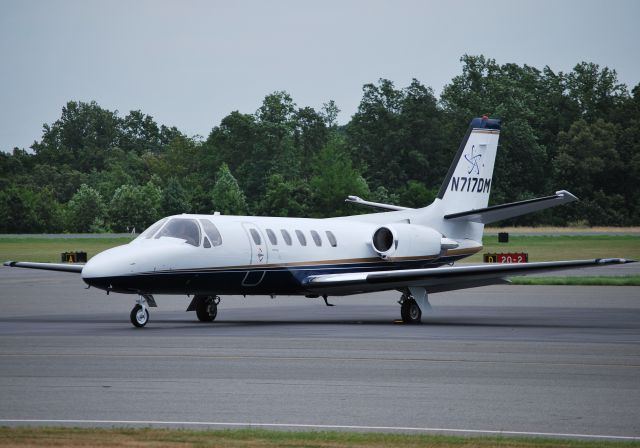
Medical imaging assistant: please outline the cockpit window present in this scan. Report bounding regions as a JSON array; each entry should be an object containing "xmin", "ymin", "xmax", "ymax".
[
  {"xmin": 154, "ymin": 218, "xmax": 201, "ymax": 246},
  {"xmin": 199, "ymin": 219, "xmax": 223, "ymax": 247},
  {"xmin": 136, "ymin": 218, "xmax": 168, "ymax": 240}
]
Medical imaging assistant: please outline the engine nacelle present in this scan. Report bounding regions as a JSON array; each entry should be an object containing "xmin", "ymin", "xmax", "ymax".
[{"xmin": 371, "ymin": 224, "xmax": 443, "ymax": 261}]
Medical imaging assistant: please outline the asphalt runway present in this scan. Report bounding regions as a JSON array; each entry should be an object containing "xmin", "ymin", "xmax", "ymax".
[{"xmin": 0, "ymin": 267, "xmax": 639, "ymax": 440}]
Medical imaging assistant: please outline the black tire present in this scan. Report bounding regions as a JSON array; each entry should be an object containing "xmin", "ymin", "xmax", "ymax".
[
  {"xmin": 400, "ymin": 298, "xmax": 422, "ymax": 324},
  {"xmin": 195, "ymin": 296, "xmax": 217, "ymax": 322},
  {"xmin": 130, "ymin": 304, "xmax": 149, "ymax": 328}
]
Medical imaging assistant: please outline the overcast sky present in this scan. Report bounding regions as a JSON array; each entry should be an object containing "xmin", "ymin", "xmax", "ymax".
[{"xmin": 1, "ymin": 0, "xmax": 639, "ymax": 152}]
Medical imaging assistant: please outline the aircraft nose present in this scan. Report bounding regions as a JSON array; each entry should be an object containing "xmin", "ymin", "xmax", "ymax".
[{"xmin": 81, "ymin": 245, "xmax": 132, "ymax": 291}]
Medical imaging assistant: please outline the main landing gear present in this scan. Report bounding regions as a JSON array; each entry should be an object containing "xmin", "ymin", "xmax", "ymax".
[
  {"xmin": 187, "ymin": 295, "xmax": 220, "ymax": 322},
  {"xmin": 399, "ymin": 287, "xmax": 431, "ymax": 324},
  {"xmin": 130, "ymin": 294, "xmax": 157, "ymax": 328}
]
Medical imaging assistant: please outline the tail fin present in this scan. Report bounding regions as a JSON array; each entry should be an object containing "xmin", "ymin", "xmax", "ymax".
[{"xmin": 436, "ymin": 116, "xmax": 501, "ymax": 215}]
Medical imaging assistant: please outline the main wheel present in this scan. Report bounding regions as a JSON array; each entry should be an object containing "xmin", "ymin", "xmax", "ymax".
[
  {"xmin": 400, "ymin": 298, "xmax": 422, "ymax": 324},
  {"xmin": 195, "ymin": 296, "xmax": 217, "ymax": 322},
  {"xmin": 130, "ymin": 304, "xmax": 149, "ymax": 328}
]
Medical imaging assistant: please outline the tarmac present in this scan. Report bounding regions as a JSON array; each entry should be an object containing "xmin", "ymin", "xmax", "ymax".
[{"xmin": 0, "ymin": 266, "xmax": 639, "ymax": 440}]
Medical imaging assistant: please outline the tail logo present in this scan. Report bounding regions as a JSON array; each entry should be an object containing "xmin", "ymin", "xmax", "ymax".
[{"xmin": 464, "ymin": 145, "xmax": 483, "ymax": 175}]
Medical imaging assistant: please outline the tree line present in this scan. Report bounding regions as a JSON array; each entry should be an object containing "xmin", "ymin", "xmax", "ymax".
[{"xmin": 1, "ymin": 55, "xmax": 638, "ymax": 233}]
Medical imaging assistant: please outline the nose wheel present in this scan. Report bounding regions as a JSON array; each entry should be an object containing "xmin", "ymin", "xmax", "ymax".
[
  {"xmin": 130, "ymin": 294, "xmax": 156, "ymax": 328},
  {"xmin": 130, "ymin": 304, "xmax": 149, "ymax": 327}
]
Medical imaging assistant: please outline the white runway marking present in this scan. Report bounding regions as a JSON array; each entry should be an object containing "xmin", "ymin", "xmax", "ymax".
[{"xmin": 0, "ymin": 419, "xmax": 638, "ymax": 441}]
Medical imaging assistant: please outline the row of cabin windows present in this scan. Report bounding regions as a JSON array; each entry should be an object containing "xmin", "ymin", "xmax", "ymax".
[
  {"xmin": 250, "ymin": 228, "xmax": 337, "ymax": 248},
  {"xmin": 140, "ymin": 217, "xmax": 337, "ymax": 250}
]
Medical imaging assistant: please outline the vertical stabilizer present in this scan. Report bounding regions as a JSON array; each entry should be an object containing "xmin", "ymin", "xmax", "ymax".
[{"xmin": 436, "ymin": 117, "xmax": 501, "ymax": 215}]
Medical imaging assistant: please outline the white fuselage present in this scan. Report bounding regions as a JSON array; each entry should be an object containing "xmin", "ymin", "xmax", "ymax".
[{"xmin": 80, "ymin": 212, "xmax": 482, "ymax": 296}]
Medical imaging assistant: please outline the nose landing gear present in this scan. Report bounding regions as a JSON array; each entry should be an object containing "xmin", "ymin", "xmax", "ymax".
[
  {"xmin": 130, "ymin": 294, "xmax": 157, "ymax": 328},
  {"xmin": 130, "ymin": 304, "xmax": 149, "ymax": 327}
]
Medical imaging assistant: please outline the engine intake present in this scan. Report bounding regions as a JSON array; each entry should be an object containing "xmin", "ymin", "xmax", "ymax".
[
  {"xmin": 370, "ymin": 224, "xmax": 442, "ymax": 261},
  {"xmin": 372, "ymin": 226, "xmax": 396, "ymax": 258}
]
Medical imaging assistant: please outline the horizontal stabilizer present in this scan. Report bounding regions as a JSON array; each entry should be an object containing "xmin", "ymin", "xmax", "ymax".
[
  {"xmin": 3, "ymin": 261, "xmax": 84, "ymax": 273},
  {"xmin": 304, "ymin": 258, "xmax": 633, "ymax": 295},
  {"xmin": 345, "ymin": 195, "xmax": 412, "ymax": 211},
  {"xmin": 444, "ymin": 190, "xmax": 578, "ymax": 224}
]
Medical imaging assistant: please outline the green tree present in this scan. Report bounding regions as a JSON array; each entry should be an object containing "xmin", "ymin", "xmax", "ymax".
[
  {"xmin": 256, "ymin": 173, "xmax": 308, "ymax": 217},
  {"xmin": 119, "ymin": 110, "xmax": 161, "ymax": 154},
  {"xmin": 321, "ymin": 100, "xmax": 340, "ymax": 128},
  {"xmin": 566, "ymin": 62, "xmax": 628, "ymax": 122},
  {"xmin": 309, "ymin": 137, "xmax": 370, "ymax": 217},
  {"xmin": 161, "ymin": 177, "xmax": 191, "ymax": 216},
  {"xmin": 210, "ymin": 163, "xmax": 248, "ymax": 215},
  {"xmin": 553, "ymin": 119, "xmax": 626, "ymax": 224},
  {"xmin": 32, "ymin": 101, "xmax": 121, "ymax": 172},
  {"xmin": 347, "ymin": 78, "xmax": 444, "ymax": 191},
  {"xmin": 109, "ymin": 183, "xmax": 162, "ymax": 232},
  {"xmin": 0, "ymin": 187, "xmax": 36, "ymax": 232},
  {"xmin": 293, "ymin": 106, "xmax": 329, "ymax": 161},
  {"xmin": 397, "ymin": 180, "xmax": 436, "ymax": 208},
  {"xmin": 65, "ymin": 184, "xmax": 106, "ymax": 233},
  {"xmin": 554, "ymin": 119, "xmax": 621, "ymax": 196}
]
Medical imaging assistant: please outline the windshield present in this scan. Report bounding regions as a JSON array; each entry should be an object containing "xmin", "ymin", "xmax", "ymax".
[
  {"xmin": 134, "ymin": 218, "xmax": 168, "ymax": 241},
  {"xmin": 199, "ymin": 219, "xmax": 223, "ymax": 246},
  {"xmin": 154, "ymin": 218, "xmax": 201, "ymax": 246}
]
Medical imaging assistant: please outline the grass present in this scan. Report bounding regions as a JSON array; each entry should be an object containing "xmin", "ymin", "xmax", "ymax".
[
  {"xmin": 484, "ymin": 226, "xmax": 640, "ymax": 235},
  {"xmin": 511, "ymin": 275, "xmax": 640, "ymax": 286},
  {"xmin": 0, "ymin": 237, "xmax": 133, "ymax": 263},
  {"xmin": 0, "ymin": 427, "xmax": 638, "ymax": 448},
  {"xmin": 466, "ymin": 235, "xmax": 640, "ymax": 263}
]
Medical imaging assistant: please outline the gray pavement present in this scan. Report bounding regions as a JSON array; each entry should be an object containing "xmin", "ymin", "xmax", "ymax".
[{"xmin": 0, "ymin": 267, "xmax": 639, "ymax": 440}]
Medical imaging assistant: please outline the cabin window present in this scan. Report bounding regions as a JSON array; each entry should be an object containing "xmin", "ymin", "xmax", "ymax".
[
  {"xmin": 310, "ymin": 230, "xmax": 322, "ymax": 247},
  {"xmin": 154, "ymin": 218, "xmax": 201, "ymax": 246},
  {"xmin": 199, "ymin": 219, "xmax": 223, "ymax": 246},
  {"xmin": 136, "ymin": 218, "xmax": 168, "ymax": 240},
  {"xmin": 203, "ymin": 237, "xmax": 211, "ymax": 248},
  {"xmin": 281, "ymin": 229, "xmax": 292, "ymax": 245},
  {"xmin": 249, "ymin": 228, "xmax": 261, "ymax": 245},
  {"xmin": 266, "ymin": 228, "xmax": 278, "ymax": 245},
  {"xmin": 326, "ymin": 231, "xmax": 337, "ymax": 247},
  {"xmin": 295, "ymin": 230, "xmax": 307, "ymax": 246}
]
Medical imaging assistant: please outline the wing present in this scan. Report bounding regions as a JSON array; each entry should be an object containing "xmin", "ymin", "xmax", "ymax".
[
  {"xmin": 303, "ymin": 258, "xmax": 633, "ymax": 295},
  {"xmin": 4, "ymin": 261, "xmax": 84, "ymax": 273}
]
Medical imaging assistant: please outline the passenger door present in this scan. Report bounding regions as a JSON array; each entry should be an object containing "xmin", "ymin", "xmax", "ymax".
[
  {"xmin": 242, "ymin": 223, "xmax": 268, "ymax": 265},
  {"xmin": 241, "ymin": 223, "xmax": 268, "ymax": 286}
]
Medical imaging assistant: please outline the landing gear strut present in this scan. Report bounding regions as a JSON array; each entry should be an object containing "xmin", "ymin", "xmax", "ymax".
[
  {"xmin": 192, "ymin": 295, "xmax": 220, "ymax": 322},
  {"xmin": 399, "ymin": 287, "xmax": 430, "ymax": 324}
]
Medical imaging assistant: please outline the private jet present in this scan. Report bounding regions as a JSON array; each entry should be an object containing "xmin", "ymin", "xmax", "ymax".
[{"xmin": 5, "ymin": 116, "xmax": 632, "ymax": 327}]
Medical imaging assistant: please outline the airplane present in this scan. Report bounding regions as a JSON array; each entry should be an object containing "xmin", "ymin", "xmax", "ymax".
[{"xmin": 4, "ymin": 116, "xmax": 633, "ymax": 327}]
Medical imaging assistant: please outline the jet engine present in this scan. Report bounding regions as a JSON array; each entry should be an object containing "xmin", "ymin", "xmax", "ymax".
[{"xmin": 370, "ymin": 223, "xmax": 445, "ymax": 260}]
